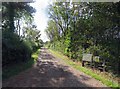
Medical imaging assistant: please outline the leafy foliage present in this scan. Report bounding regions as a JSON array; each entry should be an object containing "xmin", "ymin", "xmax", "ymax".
[
  {"xmin": 2, "ymin": 31, "xmax": 32, "ymax": 66},
  {"xmin": 45, "ymin": 2, "xmax": 120, "ymax": 75},
  {"xmin": 2, "ymin": 2, "xmax": 43, "ymax": 68}
]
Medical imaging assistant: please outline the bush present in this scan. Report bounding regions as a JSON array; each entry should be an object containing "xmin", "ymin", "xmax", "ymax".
[
  {"xmin": 76, "ymin": 46, "xmax": 83, "ymax": 61},
  {"xmin": 2, "ymin": 31, "xmax": 32, "ymax": 67},
  {"xmin": 24, "ymin": 40, "xmax": 37, "ymax": 52}
]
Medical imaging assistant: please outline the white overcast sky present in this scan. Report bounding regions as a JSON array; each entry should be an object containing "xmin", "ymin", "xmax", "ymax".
[{"xmin": 30, "ymin": 0, "xmax": 53, "ymax": 42}]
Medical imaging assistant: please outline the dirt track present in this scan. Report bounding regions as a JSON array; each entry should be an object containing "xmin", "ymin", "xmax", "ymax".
[{"xmin": 2, "ymin": 48, "xmax": 110, "ymax": 88}]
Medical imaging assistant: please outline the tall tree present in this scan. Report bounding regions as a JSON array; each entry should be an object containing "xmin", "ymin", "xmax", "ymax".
[{"xmin": 46, "ymin": 2, "xmax": 120, "ymax": 74}]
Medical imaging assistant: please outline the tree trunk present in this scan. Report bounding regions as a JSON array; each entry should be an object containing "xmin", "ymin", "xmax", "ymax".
[{"xmin": 8, "ymin": 2, "xmax": 15, "ymax": 32}]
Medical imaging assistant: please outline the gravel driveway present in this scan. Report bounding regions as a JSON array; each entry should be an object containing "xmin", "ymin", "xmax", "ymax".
[{"xmin": 2, "ymin": 48, "xmax": 110, "ymax": 88}]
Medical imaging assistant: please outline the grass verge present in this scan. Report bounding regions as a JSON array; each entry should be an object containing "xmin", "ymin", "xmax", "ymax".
[
  {"xmin": 2, "ymin": 49, "xmax": 40, "ymax": 80},
  {"xmin": 49, "ymin": 49, "xmax": 120, "ymax": 88}
]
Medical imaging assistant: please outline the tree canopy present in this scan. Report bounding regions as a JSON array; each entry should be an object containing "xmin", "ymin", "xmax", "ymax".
[
  {"xmin": 45, "ymin": 2, "xmax": 120, "ymax": 75},
  {"xmin": 2, "ymin": 2, "xmax": 43, "ymax": 67}
]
